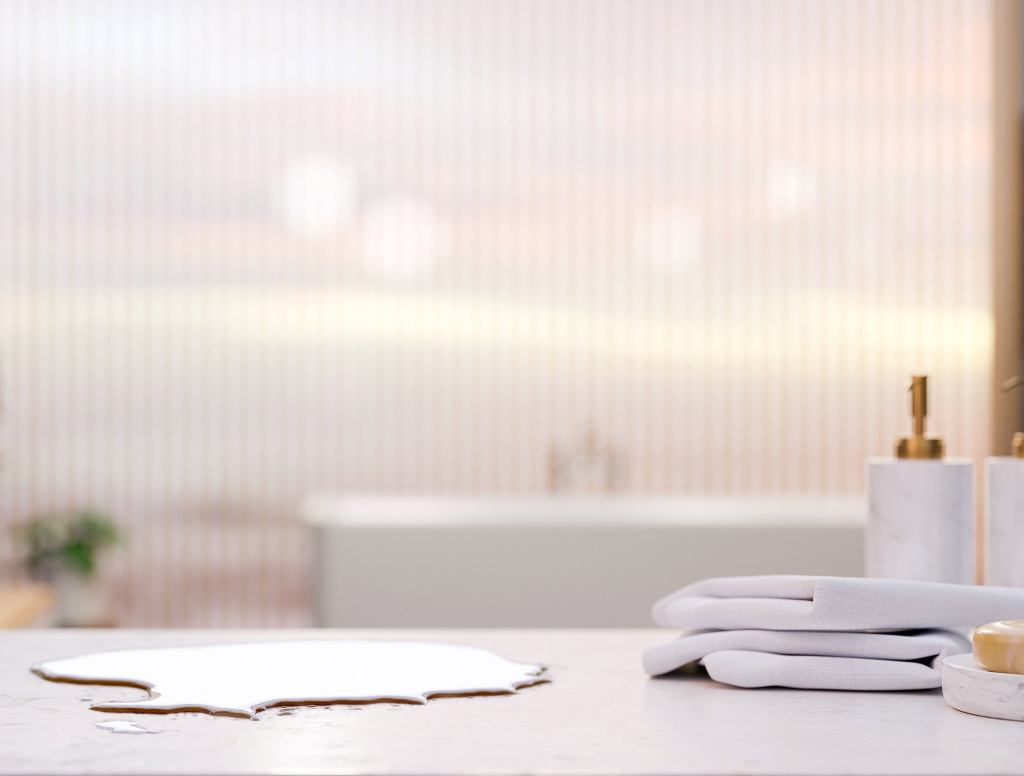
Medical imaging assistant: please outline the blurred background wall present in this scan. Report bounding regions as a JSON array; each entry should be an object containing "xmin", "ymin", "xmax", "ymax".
[{"xmin": 0, "ymin": 0, "xmax": 997, "ymax": 624}]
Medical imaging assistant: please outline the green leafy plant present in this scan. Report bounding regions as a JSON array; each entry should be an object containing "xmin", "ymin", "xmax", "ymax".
[{"xmin": 18, "ymin": 510, "xmax": 119, "ymax": 579}]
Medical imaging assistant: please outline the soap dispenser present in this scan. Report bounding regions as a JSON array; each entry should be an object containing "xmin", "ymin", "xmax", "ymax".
[
  {"xmin": 866, "ymin": 375, "xmax": 973, "ymax": 583},
  {"xmin": 985, "ymin": 377, "xmax": 1024, "ymax": 587}
]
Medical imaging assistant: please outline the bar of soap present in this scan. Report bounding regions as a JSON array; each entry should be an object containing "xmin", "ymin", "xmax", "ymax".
[{"xmin": 973, "ymin": 621, "xmax": 1024, "ymax": 675}]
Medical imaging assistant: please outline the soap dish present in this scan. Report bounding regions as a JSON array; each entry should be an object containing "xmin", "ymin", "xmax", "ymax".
[{"xmin": 942, "ymin": 653, "xmax": 1024, "ymax": 721}]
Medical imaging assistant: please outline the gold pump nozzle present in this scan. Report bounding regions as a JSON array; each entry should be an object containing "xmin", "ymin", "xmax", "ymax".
[
  {"xmin": 1000, "ymin": 376, "xmax": 1024, "ymax": 458},
  {"xmin": 895, "ymin": 375, "xmax": 944, "ymax": 459}
]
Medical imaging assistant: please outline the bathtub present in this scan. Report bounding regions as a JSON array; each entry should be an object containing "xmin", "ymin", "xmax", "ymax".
[{"xmin": 304, "ymin": 495, "xmax": 864, "ymax": 627}]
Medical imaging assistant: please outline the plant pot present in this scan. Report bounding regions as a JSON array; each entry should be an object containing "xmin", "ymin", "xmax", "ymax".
[{"xmin": 54, "ymin": 570, "xmax": 108, "ymax": 627}]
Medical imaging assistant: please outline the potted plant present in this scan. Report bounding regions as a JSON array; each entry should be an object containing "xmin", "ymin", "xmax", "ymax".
[{"xmin": 17, "ymin": 509, "xmax": 119, "ymax": 626}]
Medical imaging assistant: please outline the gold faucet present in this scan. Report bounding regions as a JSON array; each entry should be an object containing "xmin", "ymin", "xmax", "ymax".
[{"xmin": 1000, "ymin": 376, "xmax": 1024, "ymax": 458}]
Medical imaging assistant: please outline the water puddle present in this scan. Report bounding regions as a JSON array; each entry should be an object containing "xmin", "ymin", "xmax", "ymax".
[
  {"xmin": 95, "ymin": 720, "xmax": 160, "ymax": 734},
  {"xmin": 34, "ymin": 640, "xmax": 546, "ymax": 719}
]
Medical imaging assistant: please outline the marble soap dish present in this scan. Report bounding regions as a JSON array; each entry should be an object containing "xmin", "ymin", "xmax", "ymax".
[{"xmin": 942, "ymin": 653, "xmax": 1024, "ymax": 721}]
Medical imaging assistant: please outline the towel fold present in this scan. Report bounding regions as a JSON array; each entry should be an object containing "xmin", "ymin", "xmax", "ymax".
[
  {"xmin": 643, "ymin": 628, "xmax": 968, "ymax": 690},
  {"xmin": 646, "ymin": 575, "xmax": 1024, "ymax": 691},
  {"xmin": 652, "ymin": 575, "xmax": 1024, "ymax": 631},
  {"xmin": 702, "ymin": 650, "xmax": 944, "ymax": 691}
]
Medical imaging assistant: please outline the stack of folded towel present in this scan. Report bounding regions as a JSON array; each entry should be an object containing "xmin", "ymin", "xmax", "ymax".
[{"xmin": 644, "ymin": 575, "xmax": 1024, "ymax": 691}]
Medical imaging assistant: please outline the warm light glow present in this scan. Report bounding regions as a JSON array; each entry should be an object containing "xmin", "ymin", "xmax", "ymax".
[{"xmin": 0, "ymin": 290, "xmax": 993, "ymax": 377}]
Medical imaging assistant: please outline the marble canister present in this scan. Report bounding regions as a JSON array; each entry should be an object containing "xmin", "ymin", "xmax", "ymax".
[
  {"xmin": 986, "ymin": 457, "xmax": 1024, "ymax": 587},
  {"xmin": 866, "ymin": 458, "xmax": 973, "ymax": 583}
]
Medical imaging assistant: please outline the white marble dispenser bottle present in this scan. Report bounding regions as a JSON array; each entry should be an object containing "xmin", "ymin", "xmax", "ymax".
[
  {"xmin": 985, "ymin": 377, "xmax": 1024, "ymax": 587},
  {"xmin": 866, "ymin": 375, "xmax": 972, "ymax": 583}
]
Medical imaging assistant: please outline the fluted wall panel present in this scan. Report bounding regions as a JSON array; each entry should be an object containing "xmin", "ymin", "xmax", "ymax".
[{"xmin": 0, "ymin": 0, "xmax": 994, "ymax": 624}]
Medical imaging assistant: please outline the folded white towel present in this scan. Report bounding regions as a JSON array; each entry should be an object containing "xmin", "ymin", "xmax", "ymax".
[
  {"xmin": 643, "ymin": 628, "xmax": 969, "ymax": 690},
  {"xmin": 652, "ymin": 575, "xmax": 1024, "ymax": 631},
  {"xmin": 645, "ymin": 575, "xmax": 1024, "ymax": 691},
  {"xmin": 702, "ymin": 650, "xmax": 942, "ymax": 691}
]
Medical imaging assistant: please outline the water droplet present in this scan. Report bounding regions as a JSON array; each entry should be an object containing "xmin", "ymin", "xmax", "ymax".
[{"xmin": 95, "ymin": 720, "xmax": 159, "ymax": 735}]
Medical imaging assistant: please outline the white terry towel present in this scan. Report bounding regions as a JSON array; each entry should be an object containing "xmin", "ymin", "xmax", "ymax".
[
  {"xmin": 642, "ymin": 628, "xmax": 969, "ymax": 690},
  {"xmin": 652, "ymin": 575, "xmax": 1024, "ymax": 631}
]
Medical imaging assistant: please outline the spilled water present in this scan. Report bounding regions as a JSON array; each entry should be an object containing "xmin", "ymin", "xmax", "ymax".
[
  {"xmin": 34, "ymin": 640, "xmax": 546, "ymax": 718},
  {"xmin": 95, "ymin": 720, "xmax": 160, "ymax": 734}
]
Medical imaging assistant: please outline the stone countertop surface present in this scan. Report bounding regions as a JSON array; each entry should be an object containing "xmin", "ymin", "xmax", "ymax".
[{"xmin": 0, "ymin": 628, "xmax": 1019, "ymax": 776}]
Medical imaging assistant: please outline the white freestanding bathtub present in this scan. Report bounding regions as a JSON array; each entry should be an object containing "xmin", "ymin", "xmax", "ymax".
[{"xmin": 304, "ymin": 496, "xmax": 865, "ymax": 627}]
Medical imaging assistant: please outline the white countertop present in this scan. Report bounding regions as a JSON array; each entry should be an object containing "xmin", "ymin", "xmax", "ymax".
[{"xmin": 0, "ymin": 629, "xmax": 1015, "ymax": 776}]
